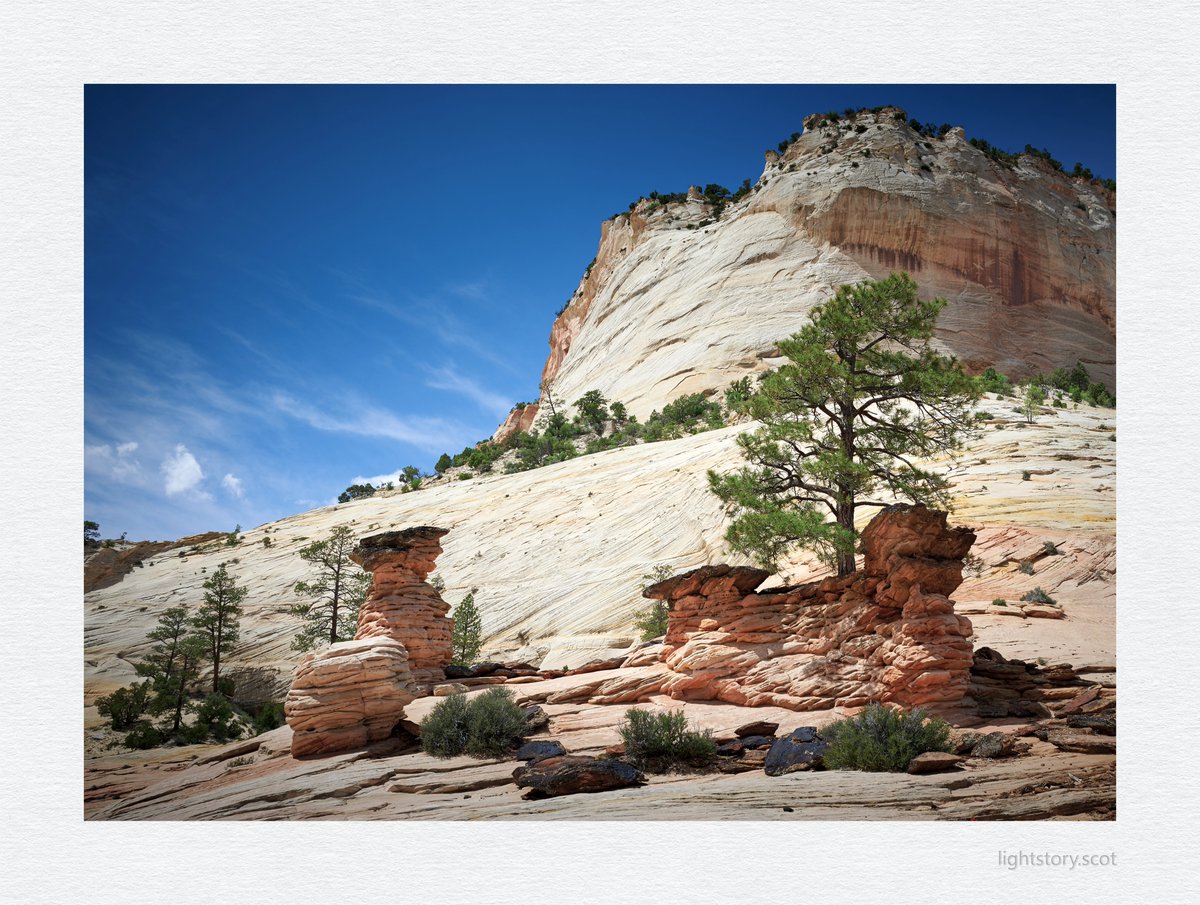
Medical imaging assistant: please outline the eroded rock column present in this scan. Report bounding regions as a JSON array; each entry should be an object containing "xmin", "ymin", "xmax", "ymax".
[{"xmin": 350, "ymin": 526, "xmax": 454, "ymax": 685}]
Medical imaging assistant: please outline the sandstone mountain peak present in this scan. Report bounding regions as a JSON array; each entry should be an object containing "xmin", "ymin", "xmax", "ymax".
[{"xmin": 499, "ymin": 105, "xmax": 1113, "ymax": 440}]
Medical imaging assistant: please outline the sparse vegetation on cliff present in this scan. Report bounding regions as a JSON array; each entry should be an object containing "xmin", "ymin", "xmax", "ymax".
[{"xmin": 633, "ymin": 564, "xmax": 674, "ymax": 641}]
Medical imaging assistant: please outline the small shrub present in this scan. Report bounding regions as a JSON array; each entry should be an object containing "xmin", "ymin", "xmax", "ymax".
[
  {"xmin": 821, "ymin": 703, "xmax": 951, "ymax": 772},
  {"xmin": 618, "ymin": 708, "xmax": 715, "ymax": 771},
  {"xmin": 992, "ymin": 598, "xmax": 1007, "ymax": 606},
  {"xmin": 421, "ymin": 688, "xmax": 528, "ymax": 759},
  {"xmin": 1042, "ymin": 540, "xmax": 1061, "ymax": 556},
  {"xmin": 464, "ymin": 688, "xmax": 529, "ymax": 758},
  {"xmin": 95, "ymin": 682, "xmax": 153, "ymax": 731},
  {"xmin": 124, "ymin": 720, "xmax": 166, "ymax": 750},
  {"xmin": 251, "ymin": 701, "xmax": 285, "ymax": 735},
  {"xmin": 184, "ymin": 694, "xmax": 243, "ymax": 744},
  {"xmin": 1021, "ymin": 470, "xmax": 1031, "ymax": 481},
  {"xmin": 1021, "ymin": 587, "xmax": 1057, "ymax": 605},
  {"xmin": 1018, "ymin": 561, "xmax": 1035, "ymax": 575},
  {"xmin": 420, "ymin": 693, "xmax": 472, "ymax": 758}
]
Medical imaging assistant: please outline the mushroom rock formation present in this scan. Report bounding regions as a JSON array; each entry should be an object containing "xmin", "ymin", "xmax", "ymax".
[
  {"xmin": 284, "ymin": 636, "xmax": 416, "ymax": 757},
  {"xmin": 648, "ymin": 505, "xmax": 977, "ymax": 712},
  {"xmin": 350, "ymin": 526, "xmax": 455, "ymax": 685}
]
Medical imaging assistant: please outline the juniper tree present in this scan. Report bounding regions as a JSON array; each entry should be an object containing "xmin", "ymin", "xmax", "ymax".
[
  {"xmin": 289, "ymin": 525, "xmax": 372, "ymax": 651},
  {"xmin": 450, "ymin": 588, "xmax": 483, "ymax": 666},
  {"xmin": 708, "ymin": 272, "xmax": 981, "ymax": 577},
  {"xmin": 192, "ymin": 563, "xmax": 246, "ymax": 693},
  {"xmin": 574, "ymin": 389, "xmax": 610, "ymax": 436}
]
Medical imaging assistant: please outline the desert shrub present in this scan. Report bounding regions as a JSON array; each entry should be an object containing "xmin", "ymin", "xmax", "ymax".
[
  {"xmin": 464, "ymin": 688, "xmax": 529, "ymax": 758},
  {"xmin": 420, "ymin": 693, "xmax": 472, "ymax": 757},
  {"xmin": 618, "ymin": 708, "xmax": 715, "ymax": 770},
  {"xmin": 821, "ymin": 703, "xmax": 951, "ymax": 772},
  {"xmin": 993, "ymin": 598, "xmax": 1007, "ymax": 606},
  {"xmin": 421, "ymin": 688, "xmax": 528, "ymax": 759},
  {"xmin": 96, "ymin": 682, "xmax": 153, "ymax": 731},
  {"xmin": 1042, "ymin": 541, "xmax": 1061, "ymax": 556},
  {"xmin": 183, "ymin": 694, "xmax": 243, "ymax": 744},
  {"xmin": 1021, "ymin": 470, "xmax": 1031, "ymax": 481},
  {"xmin": 1021, "ymin": 587, "xmax": 1057, "ymax": 605},
  {"xmin": 976, "ymin": 367, "xmax": 1013, "ymax": 396},
  {"xmin": 251, "ymin": 701, "xmax": 285, "ymax": 735},
  {"xmin": 1018, "ymin": 561, "xmax": 1035, "ymax": 575},
  {"xmin": 124, "ymin": 720, "xmax": 166, "ymax": 750}
]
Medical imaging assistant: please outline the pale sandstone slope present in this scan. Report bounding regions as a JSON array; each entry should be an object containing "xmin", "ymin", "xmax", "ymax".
[
  {"xmin": 85, "ymin": 397, "xmax": 1115, "ymax": 716},
  {"xmin": 516, "ymin": 107, "xmax": 1113, "ymax": 436}
]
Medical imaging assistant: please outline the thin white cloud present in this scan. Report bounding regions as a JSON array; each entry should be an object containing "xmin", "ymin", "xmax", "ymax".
[
  {"xmin": 425, "ymin": 366, "xmax": 512, "ymax": 418},
  {"xmin": 87, "ymin": 441, "xmax": 143, "ymax": 483},
  {"xmin": 162, "ymin": 444, "xmax": 207, "ymax": 498},
  {"xmin": 221, "ymin": 473, "xmax": 244, "ymax": 499},
  {"xmin": 447, "ymin": 279, "xmax": 489, "ymax": 302},
  {"xmin": 270, "ymin": 392, "xmax": 472, "ymax": 455},
  {"xmin": 116, "ymin": 441, "xmax": 138, "ymax": 456}
]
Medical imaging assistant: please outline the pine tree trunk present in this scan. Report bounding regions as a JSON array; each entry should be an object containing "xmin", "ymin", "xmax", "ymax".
[{"xmin": 836, "ymin": 496, "xmax": 856, "ymax": 578}]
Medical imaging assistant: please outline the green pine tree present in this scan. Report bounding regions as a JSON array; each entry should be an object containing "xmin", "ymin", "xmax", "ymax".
[{"xmin": 450, "ymin": 588, "xmax": 483, "ymax": 666}]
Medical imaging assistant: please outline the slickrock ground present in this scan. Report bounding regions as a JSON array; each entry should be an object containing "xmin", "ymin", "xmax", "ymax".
[
  {"xmin": 86, "ymin": 684, "xmax": 1114, "ymax": 821},
  {"xmin": 84, "ymin": 395, "xmax": 1114, "ymax": 749},
  {"xmin": 527, "ymin": 107, "xmax": 1113, "ymax": 431}
]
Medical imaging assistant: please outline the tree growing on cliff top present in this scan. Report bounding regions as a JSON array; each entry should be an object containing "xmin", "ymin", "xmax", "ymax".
[
  {"xmin": 708, "ymin": 272, "xmax": 980, "ymax": 577},
  {"xmin": 289, "ymin": 526, "xmax": 372, "ymax": 651},
  {"xmin": 192, "ymin": 563, "xmax": 246, "ymax": 693}
]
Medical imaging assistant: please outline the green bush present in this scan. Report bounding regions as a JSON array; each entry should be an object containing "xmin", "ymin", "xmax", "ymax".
[
  {"xmin": 992, "ymin": 598, "xmax": 1007, "ymax": 606},
  {"xmin": 1018, "ymin": 561, "xmax": 1035, "ymax": 575},
  {"xmin": 821, "ymin": 703, "xmax": 951, "ymax": 772},
  {"xmin": 421, "ymin": 688, "xmax": 528, "ymax": 759},
  {"xmin": 251, "ymin": 701, "xmax": 285, "ymax": 735},
  {"xmin": 124, "ymin": 720, "xmax": 166, "ymax": 750},
  {"xmin": 96, "ymin": 682, "xmax": 153, "ymax": 731},
  {"xmin": 420, "ymin": 693, "xmax": 472, "ymax": 757},
  {"xmin": 617, "ymin": 708, "xmax": 715, "ymax": 771},
  {"xmin": 183, "ymin": 694, "xmax": 243, "ymax": 744},
  {"xmin": 1042, "ymin": 541, "xmax": 1061, "ymax": 556},
  {"xmin": 1021, "ymin": 587, "xmax": 1057, "ymax": 605}
]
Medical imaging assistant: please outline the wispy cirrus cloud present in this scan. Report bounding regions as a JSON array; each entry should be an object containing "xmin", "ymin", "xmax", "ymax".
[
  {"xmin": 424, "ymin": 365, "xmax": 512, "ymax": 418},
  {"xmin": 270, "ymin": 391, "xmax": 473, "ymax": 455}
]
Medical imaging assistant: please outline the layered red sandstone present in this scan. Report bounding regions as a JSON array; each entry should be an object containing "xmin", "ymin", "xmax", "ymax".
[{"xmin": 647, "ymin": 505, "xmax": 977, "ymax": 711}]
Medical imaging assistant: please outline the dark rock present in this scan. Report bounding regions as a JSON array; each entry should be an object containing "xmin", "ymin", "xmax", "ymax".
[
  {"xmin": 1066, "ymin": 715, "xmax": 1116, "ymax": 735},
  {"xmin": 715, "ymin": 739, "xmax": 745, "ymax": 757},
  {"xmin": 734, "ymin": 720, "xmax": 779, "ymax": 738},
  {"xmin": 969, "ymin": 731, "xmax": 1015, "ymax": 759},
  {"xmin": 516, "ymin": 740, "xmax": 567, "ymax": 762},
  {"xmin": 443, "ymin": 665, "xmax": 473, "ymax": 680},
  {"xmin": 976, "ymin": 701, "xmax": 1011, "ymax": 719},
  {"xmin": 1045, "ymin": 730, "xmax": 1116, "ymax": 754},
  {"xmin": 907, "ymin": 751, "xmax": 963, "ymax": 774},
  {"xmin": 522, "ymin": 705, "xmax": 550, "ymax": 733},
  {"xmin": 469, "ymin": 661, "xmax": 504, "ymax": 678},
  {"xmin": 513, "ymin": 756, "xmax": 646, "ymax": 799},
  {"xmin": 737, "ymin": 735, "xmax": 777, "ymax": 749},
  {"xmin": 764, "ymin": 728, "xmax": 828, "ymax": 776}
]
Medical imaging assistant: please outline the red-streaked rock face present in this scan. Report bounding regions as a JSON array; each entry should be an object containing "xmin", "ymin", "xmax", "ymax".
[
  {"xmin": 350, "ymin": 526, "xmax": 454, "ymax": 683},
  {"xmin": 647, "ymin": 505, "xmax": 977, "ymax": 712}
]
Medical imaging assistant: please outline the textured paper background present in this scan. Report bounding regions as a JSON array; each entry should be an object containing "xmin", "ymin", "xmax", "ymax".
[{"xmin": 2, "ymin": 1, "xmax": 1197, "ymax": 901}]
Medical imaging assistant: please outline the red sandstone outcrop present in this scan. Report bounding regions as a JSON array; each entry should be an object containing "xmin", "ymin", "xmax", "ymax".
[
  {"xmin": 350, "ymin": 526, "xmax": 455, "ymax": 684},
  {"xmin": 284, "ymin": 636, "xmax": 416, "ymax": 757},
  {"xmin": 84, "ymin": 531, "xmax": 225, "ymax": 592},
  {"xmin": 647, "ymin": 505, "xmax": 977, "ymax": 711},
  {"xmin": 284, "ymin": 526, "xmax": 454, "ymax": 757}
]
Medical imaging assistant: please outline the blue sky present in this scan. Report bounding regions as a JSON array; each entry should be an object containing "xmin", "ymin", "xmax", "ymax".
[{"xmin": 85, "ymin": 84, "xmax": 1115, "ymax": 541}]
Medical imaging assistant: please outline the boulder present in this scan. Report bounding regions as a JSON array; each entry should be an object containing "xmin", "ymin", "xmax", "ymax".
[
  {"xmin": 515, "ymin": 740, "xmax": 567, "ymax": 762},
  {"xmin": 513, "ymin": 756, "xmax": 646, "ymax": 798},
  {"xmin": 764, "ymin": 727, "xmax": 828, "ymax": 776},
  {"xmin": 1046, "ymin": 730, "xmax": 1116, "ymax": 755},
  {"xmin": 907, "ymin": 751, "xmax": 964, "ymax": 774},
  {"xmin": 969, "ymin": 731, "xmax": 1016, "ymax": 759},
  {"xmin": 522, "ymin": 705, "xmax": 551, "ymax": 733},
  {"xmin": 735, "ymin": 720, "xmax": 779, "ymax": 738},
  {"xmin": 433, "ymin": 682, "xmax": 469, "ymax": 696},
  {"xmin": 1065, "ymin": 714, "xmax": 1116, "ymax": 735},
  {"xmin": 285, "ymin": 637, "xmax": 416, "ymax": 758}
]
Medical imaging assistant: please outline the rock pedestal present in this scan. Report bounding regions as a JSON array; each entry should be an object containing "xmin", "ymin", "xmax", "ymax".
[
  {"xmin": 284, "ymin": 525, "xmax": 454, "ymax": 757},
  {"xmin": 350, "ymin": 526, "xmax": 454, "ymax": 685},
  {"xmin": 647, "ymin": 505, "xmax": 977, "ymax": 712},
  {"xmin": 284, "ymin": 637, "xmax": 416, "ymax": 757}
]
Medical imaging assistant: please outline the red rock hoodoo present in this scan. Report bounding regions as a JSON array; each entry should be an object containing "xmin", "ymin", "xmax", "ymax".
[
  {"xmin": 647, "ymin": 505, "xmax": 977, "ymax": 712},
  {"xmin": 284, "ymin": 526, "xmax": 454, "ymax": 757},
  {"xmin": 350, "ymin": 526, "xmax": 455, "ymax": 684}
]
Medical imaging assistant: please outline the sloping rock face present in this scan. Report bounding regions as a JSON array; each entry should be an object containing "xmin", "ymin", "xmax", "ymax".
[
  {"xmin": 649, "ymin": 505, "xmax": 977, "ymax": 711},
  {"xmin": 284, "ymin": 637, "xmax": 416, "ymax": 757},
  {"xmin": 350, "ymin": 526, "xmax": 454, "ymax": 684},
  {"xmin": 84, "ymin": 531, "xmax": 225, "ymax": 592},
  {"xmin": 505, "ymin": 106, "xmax": 1113, "ymax": 440}
]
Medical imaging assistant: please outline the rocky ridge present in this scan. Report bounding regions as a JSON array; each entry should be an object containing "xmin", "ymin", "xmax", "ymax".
[{"xmin": 502, "ymin": 106, "xmax": 1114, "ymax": 440}]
